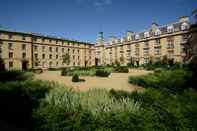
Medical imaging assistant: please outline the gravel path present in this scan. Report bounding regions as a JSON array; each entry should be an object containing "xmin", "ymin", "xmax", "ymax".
[{"xmin": 35, "ymin": 69, "xmax": 152, "ymax": 92}]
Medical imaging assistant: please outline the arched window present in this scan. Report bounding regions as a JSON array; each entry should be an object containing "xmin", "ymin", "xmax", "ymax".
[
  {"xmin": 155, "ymin": 29, "xmax": 161, "ymax": 36},
  {"xmin": 181, "ymin": 22, "xmax": 189, "ymax": 30},
  {"xmin": 135, "ymin": 34, "xmax": 139, "ymax": 40},
  {"xmin": 144, "ymin": 32, "xmax": 149, "ymax": 38},
  {"xmin": 167, "ymin": 25, "xmax": 174, "ymax": 33}
]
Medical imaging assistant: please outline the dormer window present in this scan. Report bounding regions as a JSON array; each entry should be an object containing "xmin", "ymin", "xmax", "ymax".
[
  {"xmin": 155, "ymin": 29, "xmax": 161, "ymax": 36},
  {"xmin": 167, "ymin": 25, "xmax": 174, "ymax": 33},
  {"xmin": 127, "ymin": 36, "xmax": 132, "ymax": 41},
  {"xmin": 144, "ymin": 32, "xmax": 149, "ymax": 38},
  {"xmin": 181, "ymin": 22, "xmax": 189, "ymax": 30},
  {"xmin": 135, "ymin": 34, "xmax": 139, "ymax": 40}
]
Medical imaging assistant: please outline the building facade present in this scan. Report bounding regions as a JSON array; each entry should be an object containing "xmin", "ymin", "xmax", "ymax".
[
  {"xmin": 0, "ymin": 16, "xmax": 193, "ymax": 70},
  {"xmin": 95, "ymin": 16, "xmax": 190, "ymax": 66},
  {"xmin": 0, "ymin": 30, "xmax": 95, "ymax": 70}
]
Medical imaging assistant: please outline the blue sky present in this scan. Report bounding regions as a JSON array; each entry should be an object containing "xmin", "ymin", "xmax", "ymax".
[{"xmin": 0, "ymin": 0, "xmax": 196, "ymax": 43}]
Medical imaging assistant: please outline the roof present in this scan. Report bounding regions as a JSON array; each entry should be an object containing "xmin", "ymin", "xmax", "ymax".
[{"xmin": 0, "ymin": 28, "xmax": 94, "ymax": 45}]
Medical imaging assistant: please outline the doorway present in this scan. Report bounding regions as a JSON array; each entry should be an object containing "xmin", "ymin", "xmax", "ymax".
[{"xmin": 22, "ymin": 61, "xmax": 28, "ymax": 70}]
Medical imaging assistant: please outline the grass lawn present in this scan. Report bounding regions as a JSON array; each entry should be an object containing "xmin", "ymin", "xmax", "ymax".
[{"xmin": 35, "ymin": 69, "xmax": 152, "ymax": 91}]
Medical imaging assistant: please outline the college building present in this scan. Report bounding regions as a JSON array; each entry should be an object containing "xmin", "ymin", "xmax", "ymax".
[
  {"xmin": 0, "ymin": 30, "xmax": 95, "ymax": 70},
  {"xmin": 95, "ymin": 16, "xmax": 190, "ymax": 66},
  {"xmin": 0, "ymin": 16, "xmax": 192, "ymax": 70}
]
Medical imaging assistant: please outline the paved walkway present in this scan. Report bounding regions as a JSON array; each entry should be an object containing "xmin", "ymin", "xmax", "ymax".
[{"xmin": 35, "ymin": 69, "xmax": 152, "ymax": 92}]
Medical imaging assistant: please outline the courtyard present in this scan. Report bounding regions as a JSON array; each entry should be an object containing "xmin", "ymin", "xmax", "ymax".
[{"xmin": 35, "ymin": 69, "xmax": 152, "ymax": 91}]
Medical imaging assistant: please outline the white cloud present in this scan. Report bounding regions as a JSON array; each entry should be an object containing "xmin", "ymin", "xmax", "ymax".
[{"xmin": 76, "ymin": 0, "xmax": 112, "ymax": 7}]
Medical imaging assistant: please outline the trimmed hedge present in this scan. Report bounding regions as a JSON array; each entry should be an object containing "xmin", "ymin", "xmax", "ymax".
[
  {"xmin": 95, "ymin": 69, "xmax": 111, "ymax": 77},
  {"xmin": 113, "ymin": 66, "xmax": 129, "ymax": 73},
  {"xmin": 72, "ymin": 74, "xmax": 80, "ymax": 82}
]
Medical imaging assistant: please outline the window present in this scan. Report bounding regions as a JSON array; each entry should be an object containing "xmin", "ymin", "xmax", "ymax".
[
  {"xmin": 22, "ymin": 53, "xmax": 26, "ymax": 59},
  {"xmin": 56, "ymin": 62, "xmax": 58, "ymax": 66},
  {"xmin": 144, "ymin": 58, "xmax": 149, "ymax": 64},
  {"xmin": 49, "ymin": 61, "xmax": 52, "ymax": 67},
  {"xmin": 144, "ymin": 41, "xmax": 149, "ymax": 48},
  {"xmin": 9, "ymin": 61, "xmax": 13, "ymax": 68},
  {"xmin": 42, "ymin": 54, "xmax": 45, "ymax": 59},
  {"xmin": 135, "ymin": 34, "xmax": 140, "ymax": 40},
  {"xmin": 34, "ymin": 53, "xmax": 38, "ymax": 59},
  {"xmin": 9, "ymin": 52, "xmax": 13, "ymax": 58},
  {"xmin": 143, "ymin": 49, "xmax": 149, "ymax": 56},
  {"xmin": 155, "ymin": 39, "xmax": 160, "ymax": 44},
  {"xmin": 155, "ymin": 29, "xmax": 161, "ymax": 36},
  {"xmin": 49, "ymin": 54, "xmax": 52, "ymax": 59},
  {"xmin": 155, "ymin": 39, "xmax": 161, "ymax": 47},
  {"xmin": 34, "ymin": 45, "xmax": 38, "ymax": 51},
  {"xmin": 22, "ymin": 44, "xmax": 26, "ymax": 50},
  {"xmin": 33, "ymin": 37, "xmax": 37, "ymax": 42},
  {"xmin": 42, "ymin": 38, "xmax": 45, "ymax": 42},
  {"xmin": 167, "ymin": 37, "xmax": 174, "ymax": 49},
  {"xmin": 42, "ymin": 46, "xmax": 45, "ymax": 52},
  {"xmin": 49, "ymin": 47, "xmax": 52, "ymax": 52},
  {"xmin": 8, "ymin": 43, "xmax": 13, "ymax": 50},
  {"xmin": 181, "ymin": 22, "xmax": 189, "ymax": 30},
  {"xmin": 56, "ymin": 55, "xmax": 58, "ymax": 59},
  {"xmin": 49, "ymin": 39, "xmax": 52, "ymax": 43},
  {"xmin": 56, "ymin": 40, "xmax": 58, "ymax": 44},
  {"xmin": 167, "ymin": 25, "xmax": 174, "ymax": 33},
  {"xmin": 62, "ymin": 48, "xmax": 64, "ymax": 53},
  {"xmin": 8, "ymin": 34, "xmax": 12, "ymax": 39},
  {"xmin": 56, "ymin": 47, "xmax": 58, "ymax": 52},
  {"xmin": 22, "ymin": 35, "xmax": 26, "ymax": 40},
  {"xmin": 155, "ymin": 48, "xmax": 161, "ymax": 55},
  {"xmin": 144, "ymin": 32, "xmax": 149, "ymax": 38}
]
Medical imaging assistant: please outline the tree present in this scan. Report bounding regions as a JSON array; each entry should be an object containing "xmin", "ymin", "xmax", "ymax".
[{"xmin": 62, "ymin": 53, "xmax": 70, "ymax": 66}]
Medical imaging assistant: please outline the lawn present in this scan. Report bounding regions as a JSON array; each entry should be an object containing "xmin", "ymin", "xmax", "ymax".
[{"xmin": 35, "ymin": 69, "xmax": 152, "ymax": 91}]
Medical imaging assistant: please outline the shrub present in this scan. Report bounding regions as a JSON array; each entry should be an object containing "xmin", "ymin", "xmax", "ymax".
[
  {"xmin": 113, "ymin": 66, "xmax": 129, "ymax": 73},
  {"xmin": 72, "ymin": 74, "xmax": 80, "ymax": 82},
  {"xmin": 129, "ymin": 69, "xmax": 192, "ymax": 92},
  {"xmin": 0, "ymin": 70, "xmax": 33, "ymax": 82},
  {"xmin": 95, "ymin": 69, "xmax": 110, "ymax": 77},
  {"xmin": 61, "ymin": 68, "xmax": 70, "ymax": 76},
  {"xmin": 0, "ymin": 80, "xmax": 51, "ymax": 131}
]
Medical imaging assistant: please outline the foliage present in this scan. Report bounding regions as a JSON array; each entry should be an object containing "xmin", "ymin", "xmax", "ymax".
[
  {"xmin": 95, "ymin": 69, "xmax": 111, "ymax": 77},
  {"xmin": 61, "ymin": 66, "xmax": 113, "ymax": 76},
  {"xmin": 0, "ymin": 80, "xmax": 51, "ymax": 131},
  {"xmin": 72, "ymin": 74, "xmax": 80, "ymax": 82},
  {"xmin": 113, "ymin": 66, "xmax": 129, "ymax": 73},
  {"xmin": 110, "ymin": 88, "xmax": 197, "ymax": 131},
  {"xmin": 129, "ymin": 69, "xmax": 192, "ymax": 92},
  {"xmin": 61, "ymin": 67, "xmax": 71, "ymax": 76},
  {"xmin": 0, "ymin": 70, "xmax": 33, "ymax": 82},
  {"xmin": 62, "ymin": 53, "xmax": 70, "ymax": 65},
  {"xmin": 33, "ymin": 88, "xmax": 141, "ymax": 131}
]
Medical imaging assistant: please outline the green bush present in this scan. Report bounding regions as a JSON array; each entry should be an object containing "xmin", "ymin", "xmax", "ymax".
[
  {"xmin": 0, "ymin": 70, "xmax": 33, "ymax": 82},
  {"xmin": 95, "ymin": 69, "xmax": 111, "ymax": 77},
  {"xmin": 113, "ymin": 66, "xmax": 129, "ymax": 73},
  {"xmin": 61, "ymin": 68, "xmax": 70, "ymax": 76},
  {"xmin": 129, "ymin": 69, "xmax": 192, "ymax": 92},
  {"xmin": 0, "ymin": 80, "xmax": 51, "ymax": 131},
  {"xmin": 72, "ymin": 74, "xmax": 80, "ymax": 82},
  {"xmin": 33, "ymin": 88, "xmax": 141, "ymax": 131},
  {"xmin": 110, "ymin": 88, "xmax": 197, "ymax": 131}
]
